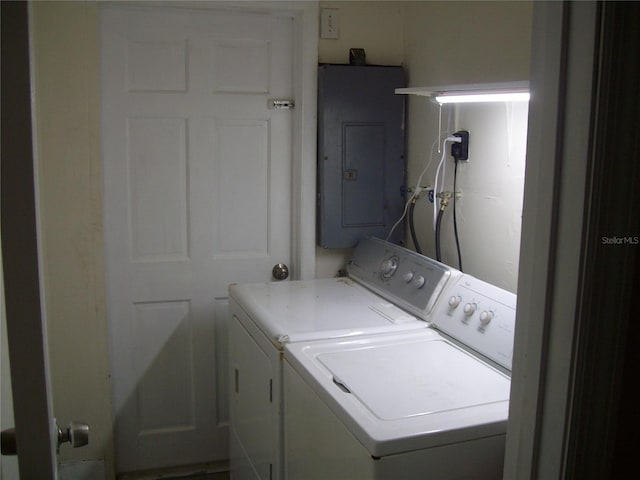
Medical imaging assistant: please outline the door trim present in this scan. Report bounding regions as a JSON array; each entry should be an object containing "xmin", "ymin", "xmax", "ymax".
[{"xmin": 1, "ymin": 1, "xmax": 58, "ymax": 477}]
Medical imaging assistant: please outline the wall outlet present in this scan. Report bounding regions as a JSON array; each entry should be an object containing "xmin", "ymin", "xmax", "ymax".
[
  {"xmin": 451, "ymin": 130, "xmax": 470, "ymax": 161},
  {"xmin": 320, "ymin": 9, "xmax": 340, "ymax": 39}
]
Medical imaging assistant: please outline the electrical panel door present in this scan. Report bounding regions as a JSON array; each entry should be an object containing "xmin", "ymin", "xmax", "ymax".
[{"xmin": 317, "ymin": 64, "xmax": 406, "ymax": 248}]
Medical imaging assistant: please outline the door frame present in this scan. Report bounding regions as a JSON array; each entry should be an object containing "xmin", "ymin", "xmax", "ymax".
[
  {"xmin": 127, "ymin": 0, "xmax": 319, "ymax": 280},
  {"xmin": 504, "ymin": 2, "xmax": 599, "ymax": 477},
  {"xmin": 1, "ymin": 1, "xmax": 58, "ymax": 478},
  {"xmin": 505, "ymin": 1, "xmax": 640, "ymax": 478}
]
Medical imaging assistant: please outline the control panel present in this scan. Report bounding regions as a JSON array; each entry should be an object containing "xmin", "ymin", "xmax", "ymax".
[
  {"xmin": 347, "ymin": 237, "xmax": 460, "ymax": 321},
  {"xmin": 432, "ymin": 274, "xmax": 517, "ymax": 372}
]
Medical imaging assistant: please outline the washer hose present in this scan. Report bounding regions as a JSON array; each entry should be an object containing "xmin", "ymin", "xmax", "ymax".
[
  {"xmin": 435, "ymin": 193, "xmax": 451, "ymax": 262},
  {"xmin": 452, "ymin": 161, "xmax": 463, "ymax": 271},
  {"xmin": 409, "ymin": 198, "xmax": 422, "ymax": 255},
  {"xmin": 435, "ymin": 207, "xmax": 444, "ymax": 262}
]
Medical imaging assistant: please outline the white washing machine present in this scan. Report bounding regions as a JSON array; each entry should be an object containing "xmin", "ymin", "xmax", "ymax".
[
  {"xmin": 228, "ymin": 237, "xmax": 461, "ymax": 480},
  {"xmin": 283, "ymin": 274, "xmax": 517, "ymax": 479}
]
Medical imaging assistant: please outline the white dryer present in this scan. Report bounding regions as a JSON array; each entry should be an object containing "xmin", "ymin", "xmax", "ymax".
[
  {"xmin": 228, "ymin": 237, "xmax": 460, "ymax": 480},
  {"xmin": 283, "ymin": 274, "xmax": 517, "ymax": 479}
]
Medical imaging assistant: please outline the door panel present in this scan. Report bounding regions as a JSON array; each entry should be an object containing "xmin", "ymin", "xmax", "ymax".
[
  {"xmin": 101, "ymin": 5, "xmax": 293, "ymax": 472},
  {"xmin": 133, "ymin": 300, "xmax": 195, "ymax": 433},
  {"xmin": 128, "ymin": 117, "xmax": 189, "ymax": 261},
  {"xmin": 213, "ymin": 119, "xmax": 270, "ymax": 256}
]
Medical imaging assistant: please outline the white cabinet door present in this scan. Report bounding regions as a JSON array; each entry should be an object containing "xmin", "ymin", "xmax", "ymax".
[
  {"xmin": 229, "ymin": 315, "xmax": 276, "ymax": 480},
  {"xmin": 101, "ymin": 5, "xmax": 294, "ymax": 472}
]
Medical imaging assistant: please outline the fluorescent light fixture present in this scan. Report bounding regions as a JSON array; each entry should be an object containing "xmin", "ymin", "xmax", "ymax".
[
  {"xmin": 395, "ymin": 82, "xmax": 530, "ymax": 104},
  {"xmin": 434, "ymin": 91, "xmax": 530, "ymax": 104}
]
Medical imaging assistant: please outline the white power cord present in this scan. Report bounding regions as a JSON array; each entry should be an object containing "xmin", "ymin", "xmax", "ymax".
[
  {"xmin": 432, "ymin": 135, "xmax": 462, "ymax": 231},
  {"xmin": 386, "ymin": 138, "xmax": 440, "ymax": 241}
]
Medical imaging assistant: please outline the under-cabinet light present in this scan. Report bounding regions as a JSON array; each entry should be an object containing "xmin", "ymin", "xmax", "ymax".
[
  {"xmin": 395, "ymin": 82, "xmax": 530, "ymax": 104},
  {"xmin": 434, "ymin": 91, "xmax": 530, "ymax": 104}
]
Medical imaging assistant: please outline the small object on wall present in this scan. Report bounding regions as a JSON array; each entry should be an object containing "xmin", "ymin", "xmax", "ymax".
[
  {"xmin": 349, "ymin": 48, "xmax": 366, "ymax": 66},
  {"xmin": 320, "ymin": 8, "xmax": 340, "ymax": 39}
]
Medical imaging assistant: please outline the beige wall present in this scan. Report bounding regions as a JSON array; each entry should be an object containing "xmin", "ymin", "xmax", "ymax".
[
  {"xmin": 318, "ymin": 1, "xmax": 404, "ymax": 65},
  {"xmin": 402, "ymin": 1, "xmax": 532, "ymax": 292},
  {"xmin": 403, "ymin": 1, "xmax": 532, "ymax": 86},
  {"xmin": 31, "ymin": 2, "xmax": 114, "ymax": 477},
  {"xmin": 315, "ymin": 1, "xmax": 405, "ymax": 277},
  {"xmin": 315, "ymin": 1, "xmax": 533, "ymax": 279}
]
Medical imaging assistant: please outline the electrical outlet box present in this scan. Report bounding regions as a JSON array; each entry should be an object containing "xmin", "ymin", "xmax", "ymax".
[
  {"xmin": 451, "ymin": 130, "xmax": 470, "ymax": 161},
  {"xmin": 320, "ymin": 9, "xmax": 340, "ymax": 39}
]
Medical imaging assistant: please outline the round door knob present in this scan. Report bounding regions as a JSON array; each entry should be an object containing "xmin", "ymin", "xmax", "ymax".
[
  {"xmin": 57, "ymin": 421, "xmax": 89, "ymax": 451},
  {"xmin": 272, "ymin": 263, "xmax": 289, "ymax": 281},
  {"xmin": 1, "ymin": 428, "xmax": 17, "ymax": 455},
  {"xmin": 68, "ymin": 421, "xmax": 89, "ymax": 448}
]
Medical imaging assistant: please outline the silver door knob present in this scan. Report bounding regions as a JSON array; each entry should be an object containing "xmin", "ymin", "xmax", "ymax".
[
  {"xmin": 1, "ymin": 428, "xmax": 17, "ymax": 455},
  {"xmin": 272, "ymin": 263, "xmax": 289, "ymax": 281},
  {"xmin": 57, "ymin": 421, "xmax": 89, "ymax": 452}
]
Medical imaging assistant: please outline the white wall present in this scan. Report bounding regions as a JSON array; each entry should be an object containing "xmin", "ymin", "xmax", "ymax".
[{"xmin": 418, "ymin": 102, "xmax": 529, "ymax": 292}]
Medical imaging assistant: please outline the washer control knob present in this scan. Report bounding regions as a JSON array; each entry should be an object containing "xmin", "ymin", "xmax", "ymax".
[
  {"xmin": 448, "ymin": 296, "xmax": 461, "ymax": 308},
  {"xmin": 480, "ymin": 310, "xmax": 494, "ymax": 325},
  {"xmin": 402, "ymin": 271, "xmax": 415, "ymax": 283},
  {"xmin": 412, "ymin": 275, "xmax": 426, "ymax": 289},
  {"xmin": 380, "ymin": 258, "xmax": 398, "ymax": 278},
  {"xmin": 380, "ymin": 259, "xmax": 393, "ymax": 273},
  {"xmin": 463, "ymin": 303, "xmax": 477, "ymax": 316}
]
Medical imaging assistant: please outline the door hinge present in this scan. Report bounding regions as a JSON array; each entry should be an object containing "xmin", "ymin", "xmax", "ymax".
[
  {"xmin": 268, "ymin": 99, "xmax": 294, "ymax": 110},
  {"xmin": 269, "ymin": 378, "xmax": 273, "ymax": 402},
  {"xmin": 235, "ymin": 368, "xmax": 239, "ymax": 393}
]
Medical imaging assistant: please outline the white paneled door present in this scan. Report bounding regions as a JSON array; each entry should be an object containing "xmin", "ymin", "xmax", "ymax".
[{"xmin": 101, "ymin": 5, "xmax": 294, "ymax": 472}]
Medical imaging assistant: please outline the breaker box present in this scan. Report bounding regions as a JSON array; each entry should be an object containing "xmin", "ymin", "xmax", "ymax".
[{"xmin": 317, "ymin": 64, "xmax": 406, "ymax": 248}]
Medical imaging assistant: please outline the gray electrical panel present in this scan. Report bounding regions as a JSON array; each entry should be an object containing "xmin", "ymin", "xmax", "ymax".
[{"xmin": 317, "ymin": 64, "xmax": 406, "ymax": 248}]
